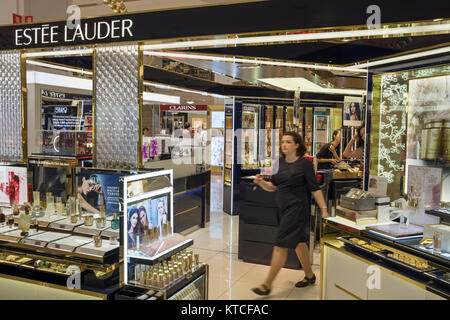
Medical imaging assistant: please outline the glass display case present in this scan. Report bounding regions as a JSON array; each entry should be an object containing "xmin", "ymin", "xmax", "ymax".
[
  {"xmin": 224, "ymin": 113, "xmax": 233, "ymax": 186},
  {"xmin": 313, "ymin": 114, "xmax": 330, "ymax": 156},
  {"xmin": 285, "ymin": 106, "xmax": 294, "ymax": 132},
  {"xmin": 305, "ymin": 107, "xmax": 313, "ymax": 155},
  {"xmin": 119, "ymin": 170, "xmax": 208, "ymax": 300},
  {"xmin": 241, "ymin": 105, "xmax": 259, "ymax": 170}
]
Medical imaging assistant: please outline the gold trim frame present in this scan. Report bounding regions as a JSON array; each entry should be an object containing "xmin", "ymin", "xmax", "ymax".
[
  {"xmin": 138, "ymin": 43, "xmax": 144, "ymax": 169},
  {"xmin": 92, "ymin": 46, "xmax": 97, "ymax": 167},
  {"xmin": 20, "ymin": 51, "xmax": 28, "ymax": 163}
]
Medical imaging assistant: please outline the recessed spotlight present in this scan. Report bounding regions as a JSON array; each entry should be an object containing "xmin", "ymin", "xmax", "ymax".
[{"xmin": 186, "ymin": 100, "xmax": 195, "ymax": 104}]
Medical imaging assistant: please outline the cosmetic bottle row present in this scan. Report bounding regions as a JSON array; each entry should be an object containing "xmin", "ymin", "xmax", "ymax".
[{"xmin": 134, "ymin": 249, "xmax": 201, "ymax": 289}]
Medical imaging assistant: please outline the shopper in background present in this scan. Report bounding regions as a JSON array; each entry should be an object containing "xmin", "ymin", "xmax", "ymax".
[
  {"xmin": 343, "ymin": 124, "xmax": 365, "ymax": 159},
  {"xmin": 142, "ymin": 127, "xmax": 149, "ymax": 136},
  {"xmin": 316, "ymin": 129, "xmax": 341, "ymax": 170},
  {"xmin": 251, "ymin": 132, "xmax": 328, "ymax": 296},
  {"xmin": 182, "ymin": 122, "xmax": 191, "ymax": 139}
]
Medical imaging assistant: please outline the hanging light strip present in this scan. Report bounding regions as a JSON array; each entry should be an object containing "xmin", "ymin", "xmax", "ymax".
[
  {"xmin": 144, "ymin": 50, "xmax": 367, "ymax": 73},
  {"xmin": 144, "ymin": 80, "xmax": 228, "ymax": 99},
  {"xmin": 27, "ymin": 59, "xmax": 93, "ymax": 75},
  {"xmin": 142, "ymin": 23, "xmax": 450, "ymax": 51},
  {"xmin": 25, "ymin": 48, "xmax": 93, "ymax": 58},
  {"xmin": 347, "ymin": 45, "xmax": 450, "ymax": 69}
]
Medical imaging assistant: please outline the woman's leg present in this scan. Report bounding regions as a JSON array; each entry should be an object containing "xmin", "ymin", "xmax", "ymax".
[
  {"xmin": 262, "ymin": 246, "xmax": 288, "ymax": 289},
  {"xmin": 295, "ymin": 242, "xmax": 314, "ymax": 278}
]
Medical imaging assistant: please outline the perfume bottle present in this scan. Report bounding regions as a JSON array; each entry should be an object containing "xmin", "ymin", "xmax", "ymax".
[
  {"xmin": 66, "ymin": 197, "xmax": 74, "ymax": 216},
  {"xmin": 33, "ymin": 191, "xmax": 40, "ymax": 207},
  {"xmin": 46, "ymin": 193, "xmax": 55, "ymax": 216},
  {"xmin": 18, "ymin": 206, "xmax": 31, "ymax": 236},
  {"xmin": 111, "ymin": 213, "xmax": 119, "ymax": 230},
  {"xmin": 7, "ymin": 214, "xmax": 14, "ymax": 228},
  {"xmin": 55, "ymin": 197, "xmax": 63, "ymax": 216}
]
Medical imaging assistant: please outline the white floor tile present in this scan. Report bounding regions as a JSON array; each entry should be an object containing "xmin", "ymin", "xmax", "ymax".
[
  {"xmin": 217, "ymin": 281, "xmax": 293, "ymax": 300},
  {"xmin": 207, "ymin": 275, "xmax": 236, "ymax": 300}
]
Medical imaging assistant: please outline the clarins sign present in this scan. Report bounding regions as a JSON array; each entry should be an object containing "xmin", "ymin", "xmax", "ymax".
[
  {"xmin": 160, "ymin": 105, "xmax": 208, "ymax": 111},
  {"xmin": 15, "ymin": 19, "xmax": 133, "ymax": 46}
]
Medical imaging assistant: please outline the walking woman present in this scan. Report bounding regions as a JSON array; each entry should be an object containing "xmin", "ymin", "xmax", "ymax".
[{"xmin": 251, "ymin": 132, "xmax": 328, "ymax": 296}]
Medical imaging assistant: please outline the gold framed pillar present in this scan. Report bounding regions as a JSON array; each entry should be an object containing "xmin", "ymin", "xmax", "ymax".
[
  {"xmin": 0, "ymin": 51, "xmax": 24, "ymax": 163},
  {"xmin": 93, "ymin": 44, "xmax": 141, "ymax": 169}
]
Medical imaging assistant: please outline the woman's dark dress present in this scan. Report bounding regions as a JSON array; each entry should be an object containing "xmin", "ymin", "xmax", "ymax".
[{"xmin": 270, "ymin": 157, "xmax": 321, "ymax": 249}]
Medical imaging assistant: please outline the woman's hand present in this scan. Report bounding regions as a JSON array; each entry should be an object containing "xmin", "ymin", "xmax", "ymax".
[
  {"xmin": 253, "ymin": 174, "xmax": 264, "ymax": 186},
  {"xmin": 321, "ymin": 208, "xmax": 328, "ymax": 218}
]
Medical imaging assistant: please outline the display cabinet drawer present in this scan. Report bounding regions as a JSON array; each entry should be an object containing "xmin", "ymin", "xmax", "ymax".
[{"xmin": 239, "ymin": 203, "xmax": 278, "ymax": 226}]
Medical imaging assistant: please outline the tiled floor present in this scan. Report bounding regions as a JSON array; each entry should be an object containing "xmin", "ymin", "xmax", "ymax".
[{"xmin": 181, "ymin": 173, "xmax": 322, "ymax": 300}]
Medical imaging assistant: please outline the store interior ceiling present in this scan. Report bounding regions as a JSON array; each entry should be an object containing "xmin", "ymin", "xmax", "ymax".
[{"xmin": 25, "ymin": 1, "xmax": 450, "ymax": 105}]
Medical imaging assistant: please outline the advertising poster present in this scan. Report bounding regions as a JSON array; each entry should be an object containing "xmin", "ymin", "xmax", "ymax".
[
  {"xmin": 407, "ymin": 75, "xmax": 450, "ymax": 160},
  {"xmin": 0, "ymin": 166, "xmax": 27, "ymax": 205},
  {"xmin": 76, "ymin": 171, "xmax": 123, "ymax": 215},
  {"xmin": 407, "ymin": 165, "xmax": 442, "ymax": 208},
  {"xmin": 211, "ymin": 136, "xmax": 224, "ymax": 166},
  {"xmin": 343, "ymin": 96, "xmax": 364, "ymax": 127},
  {"xmin": 127, "ymin": 195, "xmax": 169, "ymax": 250}
]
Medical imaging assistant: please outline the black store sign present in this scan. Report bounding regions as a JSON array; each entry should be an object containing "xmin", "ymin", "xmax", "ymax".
[
  {"xmin": 0, "ymin": 1, "xmax": 448, "ymax": 51},
  {"xmin": 0, "ymin": 14, "xmax": 142, "ymax": 50}
]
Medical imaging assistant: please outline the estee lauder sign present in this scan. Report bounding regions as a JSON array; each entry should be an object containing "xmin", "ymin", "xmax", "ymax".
[{"xmin": 15, "ymin": 19, "xmax": 133, "ymax": 46}]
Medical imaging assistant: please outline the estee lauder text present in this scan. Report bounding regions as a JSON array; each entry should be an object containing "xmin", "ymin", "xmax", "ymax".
[{"xmin": 15, "ymin": 19, "xmax": 133, "ymax": 46}]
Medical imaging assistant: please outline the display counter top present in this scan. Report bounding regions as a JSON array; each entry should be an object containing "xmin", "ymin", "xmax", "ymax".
[
  {"xmin": 322, "ymin": 219, "xmax": 450, "ymax": 299},
  {"xmin": 323, "ymin": 217, "xmax": 449, "ymax": 268},
  {"xmin": 322, "ymin": 237, "xmax": 450, "ymax": 299}
]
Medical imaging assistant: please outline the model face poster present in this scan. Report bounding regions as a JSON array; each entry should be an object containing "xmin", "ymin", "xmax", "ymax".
[
  {"xmin": 77, "ymin": 171, "xmax": 123, "ymax": 215},
  {"xmin": 343, "ymin": 96, "xmax": 364, "ymax": 127},
  {"xmin": 127, "ymin": 195, "xmax": 169, "ymax": 250},
  {"xmin": 0, "ymin": 166, "xmax": 27, "ymax": 205},
  {"xmin": 407, "ymin": 165, "xmax": 442, "ymax": 209}
]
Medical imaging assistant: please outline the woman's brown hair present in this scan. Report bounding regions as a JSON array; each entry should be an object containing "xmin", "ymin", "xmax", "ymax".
[{"xmin": 281, "ymin": 131, "xmax": 307, "ymax": 158}]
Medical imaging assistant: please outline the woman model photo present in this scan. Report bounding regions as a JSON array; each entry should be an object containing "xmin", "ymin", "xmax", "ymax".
[
  {"xmin": 251, "ymin": 132, "xmax": 328, "ymax": 296},
  {"xmin": 349, "ymin": 102, "xmax": 361, "ymax": 121},
  {"xmin": 128, "ymin": 207, "xmax": 145, "ymax": 249}
]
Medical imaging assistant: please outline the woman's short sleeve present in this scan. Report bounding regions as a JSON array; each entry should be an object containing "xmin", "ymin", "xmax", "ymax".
[
  {"xmin": 303, "ymin": 159, "xmax": 321, "ymax": 191},
  {"xmin": 270, "ymin": 174, "xmax": 278, "ymax": 186}
]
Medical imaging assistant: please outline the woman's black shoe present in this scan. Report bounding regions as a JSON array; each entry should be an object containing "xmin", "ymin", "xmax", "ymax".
[
  {"xmin": 252, "ymin": 284, "xmax": 271, "ymax": 296},
  {"xmin": 295, "ymin": 274, "xmax": 316, "ymax": 288}
]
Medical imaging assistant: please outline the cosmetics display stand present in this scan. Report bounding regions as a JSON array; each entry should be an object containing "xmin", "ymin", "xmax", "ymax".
[{"xmin": 116, "ymin": 170, "xmax": 209, "ymax": 300}]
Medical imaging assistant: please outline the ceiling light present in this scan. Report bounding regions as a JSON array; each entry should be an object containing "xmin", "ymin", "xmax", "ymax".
[
  {"xmin": 144, "ymin": 51, "xmax": 367, "ymax": 73},
  {"xmin": 144, "ymin": 80, "xmax": 227, "ymax": 99},
  {"xmin": 348, "ymin": 45, "xmax": 450, "ymax": 69},
  {"xmin": 27, "ymin": 60, "xmax": 92, "ymax": 75},
  {"xmin": 186, "ymin": 100, "xmax": 195, "ymax": 104},
  {"xmin": 25, "ymin": 48, "xmax": 93, "ymax": 58},
  {"xmin": 142, "ymin": 23, "xmax": 450, "ymax": 51},
  {"xmin": 143, "ymin": 92, "xmax": 180, "ymax": 104}
]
